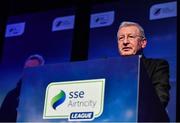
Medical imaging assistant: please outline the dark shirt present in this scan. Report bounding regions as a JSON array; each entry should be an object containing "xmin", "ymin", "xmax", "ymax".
[{"xmin": 141, "ymin": 57, "xmax": 170, "ymax": 108}]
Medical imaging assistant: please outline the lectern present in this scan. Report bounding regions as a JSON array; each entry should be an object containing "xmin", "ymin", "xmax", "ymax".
[{"xmin": 17, "ymin": 55, "xmax": 169, "ymax": 122}]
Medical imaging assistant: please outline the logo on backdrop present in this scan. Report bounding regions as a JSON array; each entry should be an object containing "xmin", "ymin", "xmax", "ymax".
[
  {"xmin": 52, "ymin": 15, "xmax": 75, "ymax": 31},
  {"xmin": 150, "ymin": 1, "xmax": 177, "ymax": 20},
  {"xmin": 43, "ymin": 78, "xmax": 105, "ymax": 121},
  {"xmin": 5, "ymin": 22, "xmax": 26, "ymax": 37},
  {"xmin": 90, "ymin": 11, "xmax": 114, "ymax": 28}
]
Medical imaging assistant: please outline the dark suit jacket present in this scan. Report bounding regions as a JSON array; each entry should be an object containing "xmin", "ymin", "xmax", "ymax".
[
  {"xmin": 141, "ymin": 57, "xmax": 170, "ymax": 108},
  {"xmin": 0, "ymin": 80, "xmax": 22, "ymax": 122}
]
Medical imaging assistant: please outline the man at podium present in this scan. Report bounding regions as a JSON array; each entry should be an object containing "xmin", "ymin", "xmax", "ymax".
[{"xmin": 117, "ymin": 21, "xmax": 170, "ymax": 108}]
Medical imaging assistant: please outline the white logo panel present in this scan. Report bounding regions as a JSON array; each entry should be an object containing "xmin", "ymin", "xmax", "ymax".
[
  {"xmin": 90, "ymin": 11, "xmax": 114, "ymax": 28},
  {"xmin": 5, "ymin": 22, "xmax": 26, "ymax": 37},
  {"xmin": 150, "ymin": 1, "xmax": 177, "ymax": 20},
  {"xmin": 43, "ymin": 78, "xmax": 105, "ymax": 121},
  {"xmin": 52, "ymin": 15, "xmax": 75, "ymax": 31}
]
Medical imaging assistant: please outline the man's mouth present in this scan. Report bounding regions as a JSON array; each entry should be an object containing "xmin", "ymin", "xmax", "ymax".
[{"xmin": 122, "ymin": 47, "xmax": 132, "ymax": 51}]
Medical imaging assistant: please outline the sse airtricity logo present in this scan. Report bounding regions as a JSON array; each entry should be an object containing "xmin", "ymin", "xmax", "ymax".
[
  {"xmin": 51, "ymin": 90, "xmax": 66, "ymax": 110},
  {"xmin": 43, "ymin": 79, "xmax": 105, "ymax": 121}
]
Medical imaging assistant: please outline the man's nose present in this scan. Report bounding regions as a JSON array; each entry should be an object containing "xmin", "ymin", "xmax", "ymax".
[{"xmin": 123, "ymin": 37, "xmax": 130, "ymax": 44}]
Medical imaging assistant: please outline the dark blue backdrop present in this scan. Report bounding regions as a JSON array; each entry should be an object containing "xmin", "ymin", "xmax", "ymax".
[{"xmin": 0, "ymin": 1, "xmax": 177, "ymax": 122}]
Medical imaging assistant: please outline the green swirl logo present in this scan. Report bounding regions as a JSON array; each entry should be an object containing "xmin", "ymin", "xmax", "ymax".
[{"xmin": 51, "ymin": 90, "xmax": 66, "ymax": 110}]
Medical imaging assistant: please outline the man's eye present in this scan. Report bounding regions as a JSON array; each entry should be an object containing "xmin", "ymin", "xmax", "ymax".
[
  {"xmin": 128, "ymin": 35, "xmax": 135, "ymax": 38},
  {"xmin": 119, "ymin": 37, "xmax": 124, "ymax": 40}
]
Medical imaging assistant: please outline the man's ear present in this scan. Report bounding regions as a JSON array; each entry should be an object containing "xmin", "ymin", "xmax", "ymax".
[{"xmin": 141, "ymin": 39, "xmax": 147, "ymax": 48}]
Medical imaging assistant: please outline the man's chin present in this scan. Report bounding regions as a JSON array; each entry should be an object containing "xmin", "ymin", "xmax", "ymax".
[{"xmin": 120, "ymin": 52, "xmax": 133, "ymax": 56}]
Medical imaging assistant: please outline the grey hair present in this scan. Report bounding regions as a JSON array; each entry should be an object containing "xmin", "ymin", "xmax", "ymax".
[
  {"xmin": 118, "ymin": 21, "xmax": 146, "ymax": 39},
  {"xmin": 26, "ymin": 54, "xmax": 45, "ymax": 65}
]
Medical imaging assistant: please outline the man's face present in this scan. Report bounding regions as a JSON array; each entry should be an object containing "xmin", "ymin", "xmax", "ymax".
[
  {"xmin": 24, "ymin": 59, "xmax": 41, "ymax": 68},
  {"xmin": 117, "ymin": 26, "xmax": 147, "ymax": 56}
]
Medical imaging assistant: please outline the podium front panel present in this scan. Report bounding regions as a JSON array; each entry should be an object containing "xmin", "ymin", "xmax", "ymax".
[{"xmin": 18, "ymin": 56, "xmax": 140, "ymax": 122}]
